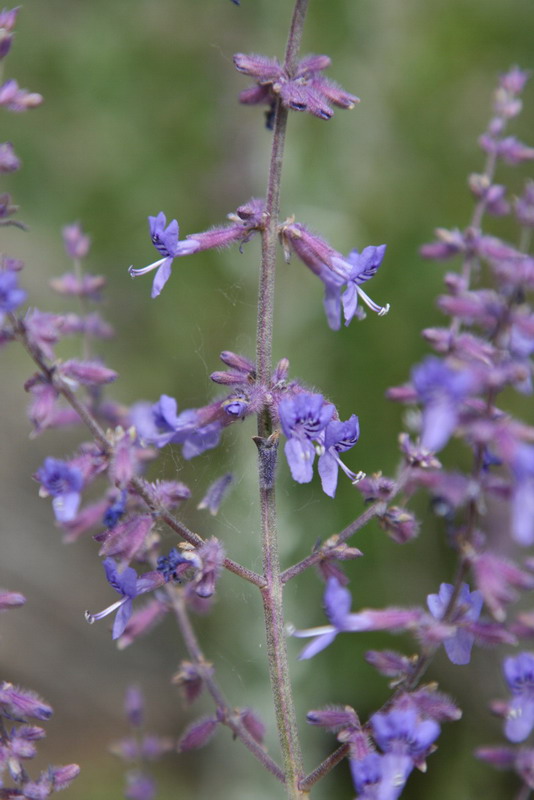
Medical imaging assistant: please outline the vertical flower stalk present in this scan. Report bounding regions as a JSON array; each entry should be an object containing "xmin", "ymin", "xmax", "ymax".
[{"xmin": 256, "ymin": 2, "xmax": 308, "ymax": 796}]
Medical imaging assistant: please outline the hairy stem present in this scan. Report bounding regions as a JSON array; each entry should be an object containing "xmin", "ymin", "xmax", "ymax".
[{"xmin": 255, "ymin": 2, "xmax": 309, "ymax": 796}]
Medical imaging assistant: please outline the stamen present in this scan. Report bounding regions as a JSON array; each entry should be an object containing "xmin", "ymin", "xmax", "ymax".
[
  {"xmin": 84, "ymin": 597, "xmax": 126, "ymax": 625},
  {"xmin": 128, "ymin": 258, "xmax": 166, "ymax": 278},
  {"xmin": 355, "ymin": 285, "xmax": 390, "ymax": 316}
]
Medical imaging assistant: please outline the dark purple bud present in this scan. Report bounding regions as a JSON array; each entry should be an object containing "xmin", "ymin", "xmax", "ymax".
[
  {"xmin": 475, "ymin": 745, "xmax": 516, "ymax": 768},
  {"xmin": 306, "ymin": 705, "xmax": 359, "ymax": 731},
  {"xmin": 0, "ymin": 682, "xmax": 53, "ymax": 720},
  {"xmin": 218, "ymin": 350, "xmax": 255, "ymax": 373},
  {"xmin": 396, "ymin": 687, "xmax": 461, "ymax": 723},
  {"xmin": 178, "ymin": 716, "xmax": 219, "ymax": 751},
  {"xmin": 379, "ymin": 506, "xmax": 420, "ymax": 543},
  {"xmin": 355, "ymin": 474, "xmax": 395, "ymax": 503},
  {"xmin": 59, "ymin": 359, "xmax": 118, "ymax": 386},
  {"xmin": 365, "ymin": 649, "xmax": 418, "ymax": 680},
  {"xmin": 233, "ymin": 53, "xmax": 283, "ymax": 82},
  {"xmin": 49, "ymin": 763, "xmax": 80, "ymax": 790},
  {"xmin": 150, "ymin": 479, "xmax": 191, "ymax": 507},
  {"xmin": 239, "ymin": 708, "xmax": 265, "ymax": 744}
]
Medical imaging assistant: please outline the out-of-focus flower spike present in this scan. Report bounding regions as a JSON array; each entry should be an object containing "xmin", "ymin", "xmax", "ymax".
[
  {"xmin": 125, "ymin": 685, "xmax": 144, "ymax": 728},
  {"xmin": 62, "ymin": 222, "xmax": 91, "ymax": 260}
]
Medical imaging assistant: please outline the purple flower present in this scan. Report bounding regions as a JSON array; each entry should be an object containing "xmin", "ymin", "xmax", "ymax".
[
  {"xmin": 132, "ymin": 395, "xmax": 223, "ymax": 458},
  {"xmin": 292, "ymin": 578, "xmax": 365, "ymax": 659},
  {"xmin": 411, "ymin": 356, "xmax": 474, "ymax": 452},
  {"xmin": 332, "ymin": 245, "xmax": 389, "ymax": 325},
  {"xmin": 427, "ymin": 583, "xmax": 483, "ymax": 665},
  {"xmin": 278, "ymin": 392, "xmax": 334, "ymax": 484},
  {"xmin": 350, "ymin": 752, "xmax": 383, "ymax": 799},
  {"xmin": 292, "ymin": 578, "xmax": 421, "ymax": 659},
  {"xmin": 128, "ymin": 213, "xmax": 200, "ymax": 298},
  {"xmin": 278, "ymin": 392, "xmax": 362, "ymax": 495},
  {"xmin": 279, "ymin": 222, "xmax": 389, "ymax": 329},
  {"xmin": 369, "ymin": 709, "xmax": 440, "ymax": 799},
  {"xmin": 317, "ymin": 414, "xmax": 362, "ymax": 497},
  {"xmin": 35, "ymin": 457, "xmax": 83, "ymax": 523},
  {"xmin": 85, "ymin": 559, "xmax": 163, "ymax": 640},
  {"xmin": 0, "ymin": 269, "xmax": 26, "ymax": 319},
  {"xmin": 503, "ymin": 652, "xmax": 534, "ymax": 742}
]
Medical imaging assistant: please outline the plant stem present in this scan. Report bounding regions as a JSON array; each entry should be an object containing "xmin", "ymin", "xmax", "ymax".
[
  {"xmin": 255, "ymin": 1, "xmax": 309, "ymax": 796},
  {"xmin": 167, "ymin": 586, "xmax": 285, "ymax": 783}
]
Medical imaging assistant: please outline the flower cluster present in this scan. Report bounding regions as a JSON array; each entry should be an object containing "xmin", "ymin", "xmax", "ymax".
[
  {"xmin": 133, "ymin": 351, "xmax": 363, "ymax": 497},
  {"xmin": 234, "ymin": 51, "xmax": 359, "ymax": 127}
]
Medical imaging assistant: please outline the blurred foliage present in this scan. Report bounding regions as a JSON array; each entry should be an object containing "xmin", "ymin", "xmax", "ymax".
[{"xmin": 1, "ymin": 0, "xmax": 533, "ymax": 798}]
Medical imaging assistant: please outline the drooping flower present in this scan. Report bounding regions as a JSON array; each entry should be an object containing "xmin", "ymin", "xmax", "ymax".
[
  {"xmin": 35, "ymin": 457, "xmax": 83, "ymax": 523},
  {"xmin": 426, "ymin": 582, "xmax": 483, "ymax": 665},
  {"xmin": 332, "ymin": 245, "xmax": 389, "ymax": 325},
  {"xmin": 279, "ymin": 221, "xmax": 389, "ymax": 329}
]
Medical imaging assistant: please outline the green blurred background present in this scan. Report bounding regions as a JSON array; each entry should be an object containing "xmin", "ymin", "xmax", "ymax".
[{"xmin": 1, "ymin": 0, "xmax": 534, "ymax": 797}]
